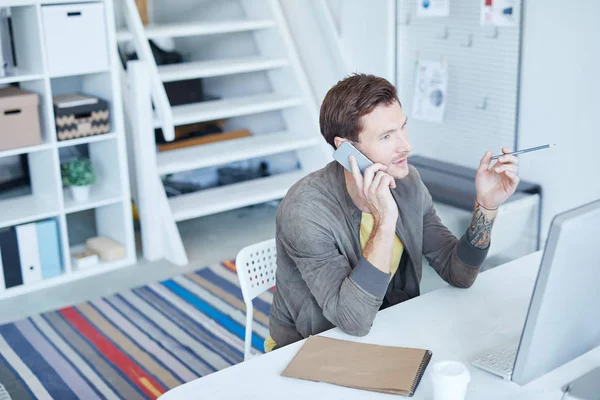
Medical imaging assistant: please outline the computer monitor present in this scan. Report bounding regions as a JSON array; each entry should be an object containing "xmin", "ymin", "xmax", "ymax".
[{"xmin": 511, "ymin": 199, "xmax": 600, "ymax": 385}]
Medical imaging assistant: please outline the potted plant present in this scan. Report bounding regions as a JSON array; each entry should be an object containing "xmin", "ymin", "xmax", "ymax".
[{"xmin": 61, "ymin": 158, "xmax": 96, "ymax": 202}]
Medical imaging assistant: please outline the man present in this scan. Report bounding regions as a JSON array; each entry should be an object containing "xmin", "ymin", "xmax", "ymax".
[{"xmin": 265, "ymin": 74, "xmax": 520, "ymax": 351}]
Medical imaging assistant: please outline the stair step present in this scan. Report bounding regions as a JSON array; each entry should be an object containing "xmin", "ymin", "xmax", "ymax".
[
  {"xmin": 117, "ymin": 20, "xmax": 275, "ymax": 42},
  {"xmin": 155, "ymin": 93, "xmax": 303, "ymax": 128},
  {"xmin": 169, "ymin": 170, "xmax": 306, "ymax": 221},
  {"xmin": 158, "ymin": 56, "xmax": 289, "ymax": 82},
  {"xmin": 157, "ymin": 131, "xmax": 320, "ymax": 176}
]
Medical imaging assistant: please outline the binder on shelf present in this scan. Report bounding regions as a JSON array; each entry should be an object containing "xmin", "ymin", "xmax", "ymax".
[
  {"xmin": 0, "ymin": 228, "xmax": 22, "ymax": 288},
  {"xmin": 0, "ymin": 8, "xmax": 15, "ymax": 77},
  {"xmin": 16, "ymin": 223, "xmax": 42, "ymax": 285},
  {"xmin": 35, "ymin": 219, "xmax": 63, "ymax": 280}
]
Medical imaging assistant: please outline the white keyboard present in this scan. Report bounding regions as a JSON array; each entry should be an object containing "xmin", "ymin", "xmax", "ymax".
[{"xmin": 471, "ymin": 344, "xmax": 519, "ymax": 381}]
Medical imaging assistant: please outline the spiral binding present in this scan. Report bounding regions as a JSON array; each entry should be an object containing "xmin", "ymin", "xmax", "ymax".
[{"xmin": 410, "ymin": 350, "xmax": 433, "ymax": 396}]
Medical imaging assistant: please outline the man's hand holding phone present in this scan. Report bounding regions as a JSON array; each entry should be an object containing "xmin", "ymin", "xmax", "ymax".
[{"xmin": 349, "ymin": 156, "xmax": 398, "ymax": 228}]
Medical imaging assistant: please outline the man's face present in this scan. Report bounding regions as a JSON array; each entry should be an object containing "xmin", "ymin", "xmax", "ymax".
[{"xmin": 352, "ymin": 101, "xmax": 413, "ymax": 179}]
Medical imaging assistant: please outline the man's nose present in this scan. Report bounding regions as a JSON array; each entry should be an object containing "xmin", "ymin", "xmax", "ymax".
[{"xmin": 396, "ymin": 136, "xmax": 413, "ymax": 154}]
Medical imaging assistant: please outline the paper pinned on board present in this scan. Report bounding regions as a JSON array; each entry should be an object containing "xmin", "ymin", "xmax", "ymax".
[
  {"xmin": 412, "ymin": 60, "xmax": 448, "ymax": 123},
  {"xmin": 481, "ymin": 0, "xmax": 518, "ymax": 27},
  {"xmin": 416, "ymin": 0, "xmax": 450, "ymax": 17}
]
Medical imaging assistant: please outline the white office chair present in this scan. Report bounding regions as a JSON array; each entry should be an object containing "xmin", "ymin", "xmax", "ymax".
[{"xmin": 235, "ymin": 238, "xmax": 277, "ymax": 361}]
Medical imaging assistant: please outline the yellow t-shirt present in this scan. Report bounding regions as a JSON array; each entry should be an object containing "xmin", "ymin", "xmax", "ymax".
[
  {"xmin": 264, "ymin": 212, "xmax": 403, "ymax": 353},
  {"xmin": 359, "ymin": 212, "xmax": 403, "ymax": 280}
]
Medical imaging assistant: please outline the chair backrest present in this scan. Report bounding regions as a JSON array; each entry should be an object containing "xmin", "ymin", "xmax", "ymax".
[
  {"xmin": 235, "ymin": 238, "xmax": 277, "ymax": 303},
  {"xmin": 235, "ymin": 238, "xmax": 277, "ymax": 360}
]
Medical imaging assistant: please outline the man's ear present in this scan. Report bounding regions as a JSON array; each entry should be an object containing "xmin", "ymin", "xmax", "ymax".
[{"xmin": 333, "ymin": 137, "xmax": 347, "ymax": 149}]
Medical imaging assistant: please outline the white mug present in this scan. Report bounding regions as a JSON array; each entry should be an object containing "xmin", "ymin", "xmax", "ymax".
[{"xmin": 430, "ymin": 361, "xmax": 471, "ymax": 400}]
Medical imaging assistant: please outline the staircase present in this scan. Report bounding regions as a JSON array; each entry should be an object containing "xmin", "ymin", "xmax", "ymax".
[{"xmin": 118, "ymin": 0, "xmax": 331, "ymax": 265}]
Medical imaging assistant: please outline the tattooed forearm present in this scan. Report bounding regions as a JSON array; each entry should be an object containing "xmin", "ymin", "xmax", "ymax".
[{"xmin": 467, "ymin": 206, "xmax": 495, "ymax": 249}]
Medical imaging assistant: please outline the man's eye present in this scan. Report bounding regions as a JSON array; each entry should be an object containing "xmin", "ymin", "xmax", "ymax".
[{"xmin": 381, "ymin": 135, "xmax": 390, "ymax": 140}]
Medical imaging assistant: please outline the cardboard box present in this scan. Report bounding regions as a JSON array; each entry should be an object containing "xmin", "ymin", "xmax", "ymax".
[{"xmin": 0, "ymin": 87, "xmax": 42, "ymax": 151}]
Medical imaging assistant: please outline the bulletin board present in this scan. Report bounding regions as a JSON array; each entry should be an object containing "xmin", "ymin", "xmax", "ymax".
[{"xmin": 396, "ymin": 0, "xmax": 522, "ymax": 168}]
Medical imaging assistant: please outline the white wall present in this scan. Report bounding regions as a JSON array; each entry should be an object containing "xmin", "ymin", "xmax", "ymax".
[
  {"xmin": 517, "ymin": 0, "xmax": 600, "ymax": 239},
  {"xmin": 280, "ymin": 0, "xmax": 395, "ymax": 105},
  {"xmin": 279, "ymin": 0, "xmax": 343, "ymax": 105},
  {"xmin": 333, "ymin": 0, "xmax": 396, "ymax": 82}
]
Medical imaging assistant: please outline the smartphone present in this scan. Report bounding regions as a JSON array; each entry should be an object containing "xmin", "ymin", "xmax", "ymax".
[{"xmin": 333, "ymin": 141, "xmax": 373, "ymax": 174}]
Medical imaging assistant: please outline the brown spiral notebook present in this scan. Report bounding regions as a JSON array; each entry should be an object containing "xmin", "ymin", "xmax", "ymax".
[{"xmin": 281, "ymin": 336, "xmax": 432, "ymax": 396}]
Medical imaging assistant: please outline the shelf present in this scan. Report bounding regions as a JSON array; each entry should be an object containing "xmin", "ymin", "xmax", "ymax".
[
  {"xmin": 59, "ymin": 139, "xmax": 124, "ymax": 215},
  {"xmin": 63, "ymin": 187, "xmax": 122, "ymax": 214},
  {"xmin": 51, "ymin": 72, "xmax": 115, "ymax": 148},
  {"xmin": 5, "ymin": 5, "xmax": 45, "ymax": 82},
  {"xmin": 49, "ymin": 67, "xmax": 111, "ymax": 79},
  {"xmin": 158, "ymin": 56, "xmax": 288, "ymax": 82},
  {"xmin": 0, "ymin": 143, "xmax": 53, "ymax": 159},
  {"xmin": 0, "ymin": 195, "xmax": 59, "ymax": 229},
  {"xmin": 157, "ymin": 131, "xmax": 320, "ymax": 176},
  {"xmin": 0, "ymin": 1, "xmax": 37, "ymax": 5},
  {"xmin": 68, "ymin": 243, "xmax": 131, "ymax": 274},
  {"xmin": 42, "ymin": 0, "xmax": 101, "ymax": 4},
  {"xmin": 0, "ymin": 0, "xmax": 135, "ymax": 298},
  {"xmin": 70, "ymin": 254, "xmax": 132, "ymax": 276},
  {"xmin": 155, "ymin": 93, "xmax": 303, "ymax": 128},
  {"xmin": 57, "ymin": 133, "xmax": 117, "ymax": 148},
  {"xmin": 0, "ymin": 69, "xmax": 44, "ymax": 85},
  {"xmin": 0, "ymin": 253, "xmax": 134, "ymax": 300},
  {"xmin": 1, "ymin": 0, "xmax": 100, "ymax": 6},
  {"xmin": 64, "ymin": 202, "xmax": 131, "ymax": 270},
  {"xmin": 169, "ymin": 170, "xmax": 306, "ymax": 222},
  {"xmin": 117, "ymin": 19, "xmax": 275, "ymax": 42}
]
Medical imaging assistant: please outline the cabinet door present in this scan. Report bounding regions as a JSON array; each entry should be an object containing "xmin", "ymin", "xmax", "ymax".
[{"xmin": 42, "ymin": 3, "xmax": 110, "ymax": 76}]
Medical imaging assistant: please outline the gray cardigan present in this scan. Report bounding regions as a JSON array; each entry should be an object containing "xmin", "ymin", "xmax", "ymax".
[{"xmin": 269, "ymin": 161, "xmax": 489, "ymax": 348}]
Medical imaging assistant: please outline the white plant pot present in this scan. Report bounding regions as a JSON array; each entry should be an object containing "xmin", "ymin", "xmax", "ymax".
[{"xmin": 71, "ymin": 185, "xmax": 91, "ymax": 202}]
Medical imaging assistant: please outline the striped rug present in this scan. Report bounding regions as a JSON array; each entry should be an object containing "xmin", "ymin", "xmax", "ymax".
[{"xmin": 0, "ymin": 260, "xmax": 272, "ymax": 400}]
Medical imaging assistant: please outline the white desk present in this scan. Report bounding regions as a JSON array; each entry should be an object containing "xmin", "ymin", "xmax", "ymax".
[{"xmin": 159, "ymin": 251, "xmax": 600, "ymax": 399}]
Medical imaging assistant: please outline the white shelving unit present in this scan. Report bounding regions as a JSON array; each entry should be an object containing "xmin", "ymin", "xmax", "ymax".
[{"xmin": 0, "ymin": 0, "xmax": 135, "ymax": 299}]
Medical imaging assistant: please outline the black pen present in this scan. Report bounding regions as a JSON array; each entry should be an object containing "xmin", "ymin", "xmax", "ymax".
[{"xmin": 492, "ymin": 144, "xmax": 556, "ymax": 160}]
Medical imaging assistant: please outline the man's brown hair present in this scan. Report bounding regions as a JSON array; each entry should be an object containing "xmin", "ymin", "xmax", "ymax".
[{"xmin": 319, "ymin": 73, "xmax": 401, "ymax": 148}]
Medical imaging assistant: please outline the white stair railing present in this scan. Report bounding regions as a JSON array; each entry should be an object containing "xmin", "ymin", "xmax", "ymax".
[
  {"xmin": 122, "ymin": 0, "xmax": 175, "ymax": 141},
  {"xmin": 127, "ymin": 60, "xmax": 188, "ymax": 265}
]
